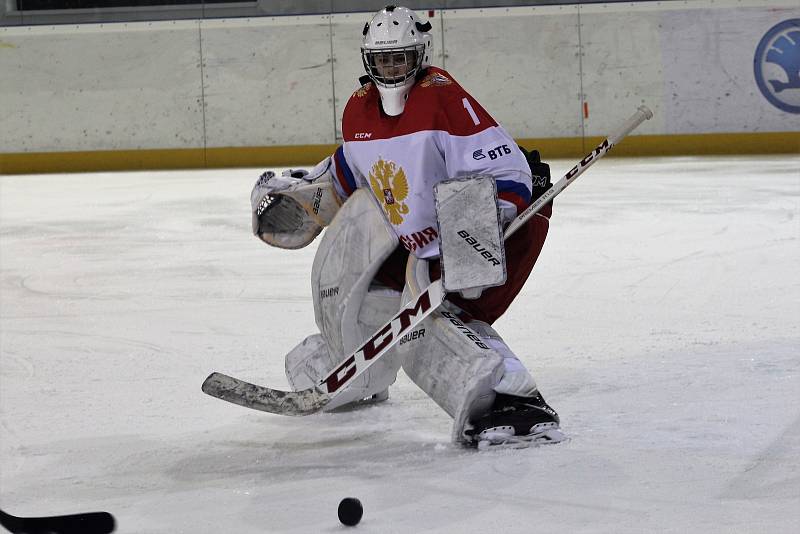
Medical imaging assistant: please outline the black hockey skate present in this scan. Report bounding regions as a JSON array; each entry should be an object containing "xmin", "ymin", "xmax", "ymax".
[{"xmin": 464, "ymin": 392, "xmax": 566, "ymax": 450}]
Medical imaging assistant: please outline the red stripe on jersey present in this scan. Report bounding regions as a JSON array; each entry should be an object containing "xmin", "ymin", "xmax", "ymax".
[
  {"xmin": 498, "ymin": 191, "xmax": 529, "ymax": 215},
  {"xmin": 334, "ymin": 151, "xmax": 355, "ymax": 196},
  {"xmin": 342, "ymin": 67, "xmax": 498, "ymax": 142}
]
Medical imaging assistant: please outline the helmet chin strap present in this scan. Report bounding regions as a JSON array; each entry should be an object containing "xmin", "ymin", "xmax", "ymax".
[
  {"xmin": 377, "ymin": 79, "xmax": 414, "ymax": 116},
  {"xmin": 376, "ymin": 66, "xmax": 432, "ymax": 116}
]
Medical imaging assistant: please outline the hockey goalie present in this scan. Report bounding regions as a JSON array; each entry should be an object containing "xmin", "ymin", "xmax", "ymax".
[{"xmin": 248, "ymin": 5, "xmax": 564, "ymax": 448}]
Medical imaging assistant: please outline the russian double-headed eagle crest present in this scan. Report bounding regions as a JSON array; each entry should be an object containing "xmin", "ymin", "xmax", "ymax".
[
  {"xmin": 354, "ymin": 82, "xmax": 372, "ymax": 98},
  {"xmin": 369, "ymin": 158, "xmax": 409, "ymax": 225},
  {"xmin": 420, "ymin": 72, "xmax": 452, "ymax": 88}
]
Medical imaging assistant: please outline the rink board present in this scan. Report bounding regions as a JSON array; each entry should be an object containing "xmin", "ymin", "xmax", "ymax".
[{"xmin": 0, "ymin": 0, "xmax": 798, "ymax": 173}]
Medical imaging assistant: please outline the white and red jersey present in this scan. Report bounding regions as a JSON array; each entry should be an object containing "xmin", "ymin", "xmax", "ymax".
[{"xmin": 330, "ymin": 67, "xmax": 532, "ymax": 259}]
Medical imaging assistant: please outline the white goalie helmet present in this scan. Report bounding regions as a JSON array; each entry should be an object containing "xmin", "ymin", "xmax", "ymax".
[{"xmin": 361, "ymin": 5, "xmax": 433, "ymax": 116}]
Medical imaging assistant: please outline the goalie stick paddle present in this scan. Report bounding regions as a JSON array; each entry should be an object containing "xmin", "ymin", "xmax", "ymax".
[
  {"xmin": 202, "ymin": 105, "xmax": 653, "ymax": 417},
  {"xmin": 0, "ymin": 508, "xmax": 116, "ymax": 534}
]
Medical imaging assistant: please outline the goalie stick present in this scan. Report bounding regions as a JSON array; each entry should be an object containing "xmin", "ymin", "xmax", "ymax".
[
  {"xmin": 202, "ymin": 105, "xmax": 654, "ymax": 416},
  {"xmin": 0, "ymin": 508, "xmax": 116, "ymax": 534}
]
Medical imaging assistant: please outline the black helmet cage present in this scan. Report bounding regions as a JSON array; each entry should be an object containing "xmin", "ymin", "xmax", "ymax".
[{"xmin": 361, "ymin": 45, "xmax": 425, "ymax": 87}]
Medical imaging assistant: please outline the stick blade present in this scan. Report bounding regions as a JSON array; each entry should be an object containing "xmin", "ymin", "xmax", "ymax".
[
  {"xmin": 0, "ymin": 509, "xmax": 115, "ymax": 534},
  {"xmin": 202, "ymin": 372, "xmax": 329, "ymax": 416}
]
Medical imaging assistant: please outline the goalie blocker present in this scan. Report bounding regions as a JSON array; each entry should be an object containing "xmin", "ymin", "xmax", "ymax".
[
  {"xmin": 373, "ymin": 181, "xmax": 552, "ymax": 325},
  {"xmin": 435, "ymin": 175, "xmax": 507, "ymax": 300}
]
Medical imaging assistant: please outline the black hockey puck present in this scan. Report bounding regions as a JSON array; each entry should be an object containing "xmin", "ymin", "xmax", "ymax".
[{"xmin": 337, "ymin": 497, "xmax": 362, "ymax": 527}]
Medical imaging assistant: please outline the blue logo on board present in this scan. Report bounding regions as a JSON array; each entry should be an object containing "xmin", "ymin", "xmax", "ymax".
[{"xmin": 754, "ymin": 19, "xmax": 800, "ymax": 114}]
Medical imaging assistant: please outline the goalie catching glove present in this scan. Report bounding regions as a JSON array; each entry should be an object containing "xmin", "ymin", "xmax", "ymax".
[{"xmin": 251, "ymin": 158, "xmax": 342, "ymax": 249}]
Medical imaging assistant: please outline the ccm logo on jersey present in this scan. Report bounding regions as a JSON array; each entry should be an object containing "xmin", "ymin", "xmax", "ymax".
[
  {"xmin": 355, "ymin": 132, "xmax": 372, "ymax": 139},
  {"xmin": 457, "ymin": 230, "xmax": 501, "ymax": 266},
  {"xmin": 473, "ymin": 144, "xmax": 512, "ymax": 161}
]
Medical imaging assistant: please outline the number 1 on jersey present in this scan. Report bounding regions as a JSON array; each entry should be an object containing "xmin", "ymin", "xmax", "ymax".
[{"xmin": 462, "ymin": 98, "xmax": 481, "ymax": 126}]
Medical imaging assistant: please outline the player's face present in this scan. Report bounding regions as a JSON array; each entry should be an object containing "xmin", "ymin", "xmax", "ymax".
[{"xmin": 372, "ymin": 51, "xmax": 416, "ymax": 82}]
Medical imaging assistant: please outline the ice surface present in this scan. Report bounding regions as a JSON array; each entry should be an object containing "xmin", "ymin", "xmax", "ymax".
[{"xmin": 1, "ymin": 156, "xmax": 798, "ymax": 533}]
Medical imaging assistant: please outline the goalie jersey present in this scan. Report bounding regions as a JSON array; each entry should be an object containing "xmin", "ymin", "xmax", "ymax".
[{"xmin": 330, "ymin": 67, "xmax": 532, "ymax": 259}]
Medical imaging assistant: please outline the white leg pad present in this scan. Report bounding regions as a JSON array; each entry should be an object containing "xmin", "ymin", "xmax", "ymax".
[
  {"xmin": 284, "ymin": 333, "xmax": 332, "ymax": 392},
  {"xmin": 312, "ymin": 188, "xmax": 399, "ymax": 357},
  {"xmin": 400, "ymin": 254, "xmax": 505, "ymax": 443},
  {"xmin": 399, "ymin": 306, "xmax": 504, "ymax": 444},
  {"xmin": 322, "ymin": 288, "xmax": 403, "ymax": 410},
  {"xmin": 399, "ymin": 254, "xmax": 537, "ymax": 442},
  {"xmin": 284, "ymin": 288, "xmax": 402, "ymax": 411},
  {"xmin": 284, "ymin": 312, "xmax": 402, "ymax": 412},
  {"xmin": 284, "ymin": 189, "xmax": 403, "ymax": 411}
]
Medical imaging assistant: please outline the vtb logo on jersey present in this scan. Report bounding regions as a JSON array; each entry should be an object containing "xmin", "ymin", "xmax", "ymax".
[{"xmin": 369, "ymin": 157, "xmax": 409, "ymax": 225}]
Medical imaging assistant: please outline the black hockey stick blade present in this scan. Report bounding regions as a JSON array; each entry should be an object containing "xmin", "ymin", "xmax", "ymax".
[
  {"xmin": 201, "ymin": 372, "xmax": 330, "ymax": 416},
  {"xmin": 0, "ymin": 508, "xmax": 115, "ymax": 534}
]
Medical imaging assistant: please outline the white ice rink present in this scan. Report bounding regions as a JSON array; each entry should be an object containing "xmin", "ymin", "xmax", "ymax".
[{"xmin": 1, "ymin": 155, "xmax": 798, "ymax": 533}]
